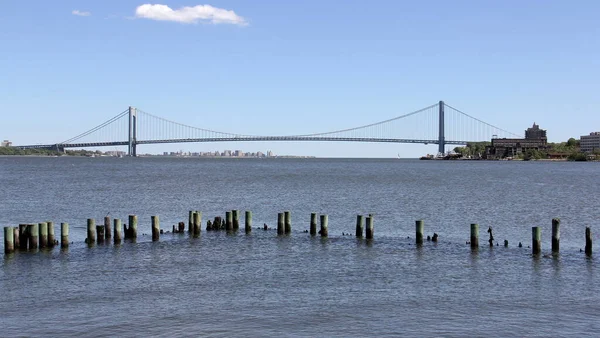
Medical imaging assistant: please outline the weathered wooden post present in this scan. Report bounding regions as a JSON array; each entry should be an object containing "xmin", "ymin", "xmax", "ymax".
[
  {"xmin": 151, "ymin": 215, "xmax": 160, "ymax": 241},
  {"xmin": 193, "ymin": 212, "xmax": 201, "ymax": 236},
  {"xmin": 585, "ymin": 227, "xmax": 592, "ymax": 256},
  {"xmin": 19, "ymin": 224, "xmax": 28, "ymax": 251},
  {"xmin": 4, "ymin": 227, "xmax": 14, "ymax": 254},
  {"xmin": 320, "ymin": 214, "xmax": 328, "ymax": 237},
  {"xmin": 87, "ymin": 219, "xmax": 96, "ymax": 244},
  {"xmin": 355, "ymin": 215, "xmax": 364, "ymax": 238},
  {"xmin": 28, "ymin": 223, "xmax": 38, "ymax": 250},
  {"xmin": 532, "ymin": 226, "xmax": 541, "ymax": 254},
  {"xmin": 39, "ymin": 222, "xmax": 48, "ymax": 249},
  {"xmin": 188, "ymin": 210, "xmax": 194, "ymax": 233},
  {"xmin": 284, "ymin": 211, "xmax": 291, "ymax": 234},
  {"xmin": 277, "ymin": 213, "xmax": 284, "ymax": 235},
  {"xmin": 61, "ymin": 223, "xmax": 69, "ymax": 248},
  {"xmin": 104, "ymin": 216, "xmax": 112, "ymax": 240},
  {"xmin": 13, "ymin": 227, "xmax": 20, "ymax": 250},
  {"xmin": 232, "ymin": 210, "xmax": 240, "ymax": 231},
  {"xmin": 226, "ymin": 211, "xmax": 233, "ymax": 232},
  {"xmin": 96, "ymin": 225, "xmax": 105, "ymax": 243},
  {"xmin": 470, "ymin": 224, "xmax": 479, "ymax": 248},
  {"xmin": 245, "ymin": 211, "xmax": 252, "ymax": 233},
  {"xmin": 128, "ymin": 215, "xmax": 138, "ymax": 240},
  {"xmin": 365, "ymin": 216, "xmax": 374, "ymax": 240},
  {"xmin": 551, "ymin": 218, "xmax": 560, "ymax": 253},
  {"xmin": 310, "ymin": 213, "xmax": 317, "ymax": 236},
  {"xmin": 47, "ymin": 222, "xmax": 56, "ymax": 247},
  {"xmin": 113, "ymin": 219, "xmax": 122, "ymax": 244},
  {"xmin": 416, "ymin": 220, "xmax": 424, "ymax": 245}
]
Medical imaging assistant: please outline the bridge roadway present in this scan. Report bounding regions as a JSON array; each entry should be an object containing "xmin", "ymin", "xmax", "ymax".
[{"xmin": 17, "ymin": 137, "xmax": 471, "ymax": 149}]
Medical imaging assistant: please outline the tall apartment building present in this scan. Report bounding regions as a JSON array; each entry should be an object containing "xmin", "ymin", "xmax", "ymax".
[{"xmin": 580, "ymin": 132, "xmax": 600, "ymax": 153}]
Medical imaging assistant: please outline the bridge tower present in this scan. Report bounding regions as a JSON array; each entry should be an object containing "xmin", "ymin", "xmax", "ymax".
[
  {"xmin": 438, "ymin": 100, "xmax": 445, "ymax": 154},
  {"xmin": 128, "ymin": 106, "xmax": 137, "ymax": 157}
]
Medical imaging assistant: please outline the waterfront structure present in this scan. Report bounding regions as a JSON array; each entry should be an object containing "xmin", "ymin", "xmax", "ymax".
[
  {"xmin": 1, "ymin": 140, "xmax": 12, "ymax": 147},
  {"xmin": 486, "ymin": 123, "xmax": 548, "ymax": 159},
  {"xmin": 580, "ymin": 132, "xmax": 600, "ymax": 153}
]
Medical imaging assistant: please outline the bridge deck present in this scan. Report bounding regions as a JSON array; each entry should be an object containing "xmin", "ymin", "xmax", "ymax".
[{"xmin": 17, "ymin": 137, "xmax": 470, "ymax": 149}]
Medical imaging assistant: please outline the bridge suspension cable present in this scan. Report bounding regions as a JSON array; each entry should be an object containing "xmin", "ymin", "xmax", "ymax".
[
  {"xmin": 135, "ymin": 103, "xmax": 441, "ymax": 142},
  {"xmin": 443, "ymin": 103, "xmax": 521, "ymax": 143},
  {"xmin": 59, "ymin": 109, "xmax": 129, "ymax": 145}
]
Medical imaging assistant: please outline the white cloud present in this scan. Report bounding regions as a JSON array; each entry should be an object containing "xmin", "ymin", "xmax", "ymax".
[
  {"xmin": 72, "ymin": 10, "xmax": 91, "ymax": 17},
  {"xmin": 135, "ymin": 4, "xmax": 247, "ymax": 25}
]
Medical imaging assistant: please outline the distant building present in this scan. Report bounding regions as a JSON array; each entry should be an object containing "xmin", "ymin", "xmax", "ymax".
[
  {"xmin": 525, "ymin": 123, "xmax": 547, "ymax": 139},
  {"xmin": 105, "ymin": 150, "xmax": 126, "ymax": 157},
  {"xmin": 1, "ymin": 140, "xmax": 12, "ymax": 147},
  {"xmin": 486, "ymin": 123, "xmax": 548, "ymax": 159},
  {"xmin": 581, "ymin": 132, "xmax": 600, "ymax": 153}
]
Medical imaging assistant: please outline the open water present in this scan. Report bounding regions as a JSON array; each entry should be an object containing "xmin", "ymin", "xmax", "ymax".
[{"xmin": 0, "ymin": 157, "xmax": 599, "ymax": 337}]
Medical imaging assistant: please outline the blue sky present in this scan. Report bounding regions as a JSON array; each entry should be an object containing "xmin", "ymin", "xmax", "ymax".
[{"xmin": 1, "ymin": 0, "xmax": 598, "ymax": 157}]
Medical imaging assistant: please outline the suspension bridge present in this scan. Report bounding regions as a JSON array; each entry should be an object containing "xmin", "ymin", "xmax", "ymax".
[{"xmin": 17, "ymin": 101, "xmax": 519, "ymax": 156}]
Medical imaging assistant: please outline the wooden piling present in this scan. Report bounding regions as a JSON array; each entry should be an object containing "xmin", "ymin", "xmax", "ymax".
[
  {"xmin": 104, "ymin": 216, "xmax": 112, "ymax": 240},
  {"xmin": 226, "ymin": 211, "xmax": 233, "ymax": 232},
  {"xmin": 96, "ymin": 225, "xmax": 105, "ymax": 243},
  {"xmin": 4, "ymin": 227, "xmax": 14, "ymax": 254},
  {"xmin": 129, "ymin": 215, "xmax": 138, "ymax": 240},
  {"xmin": 551, "ymin": 218, "xmax": 560, "ymax": 253},
  {"xmin": 585, "ymin": 227, "xmax": 592, "ymax": 256},
  {"xmin": 245, "ymin": 211, "xmax": 252, "ymax": 233},
  {"xmin": 151, "ymin": 215, "xmax": 160, "ymax": 241},
  {"xmin": 470, "ymin": 224, "xmax": 479, "ymax": 248},
  {"xmin": 232, "ymin": 210, "xmax": 240, "ymax": 231},
  {"xmin": 13, "ymin": 227, "xmax": 20, "ymax": 250},
  {"xmin": 28, "ymin": 223, "xmax": 38, "ymax": 250},
  {"xmin": 416, "ymin": 220, "xmax": 424, "ymax": 245},
  {"xmin": 87, "ymin": 219, "xmax": 96, "ymax": 244},
  {"xmin": 365, "ymin": 216, "xmax": 374, "ymax": 240},
  {"xmin": 532, "ymin": 226, "xmax": 541, "ymax": 254},
  {"xmin": 61, "ymin": 223, "xmax": 69, "ymax": 248},
  {"xmin": 47, "ymin": 222, "xmax": 56, "ymax": 247},
  {"xmin": 19, "ymin": 224, "xmax": 28, "ymax": 251},
  {"xmin": 320, "ymin": 214, "xmax": 328, "ymax": 237},
  {"xmin": 113, "ymin": 219, "xmax": 122, "ymax": 244},
  {"xmin": 284, "ymin": 211, "xmax": 291, "ymax": 234},
  {"xmin": 39, "ymin": 222, "xmax": 49, "ymax": 248},
  {"xmin": 188, "ymin": 210, "xmax": 194, "ymax": 233},
  {"xmin": 277, "ymin": 213, "xmax": 284, "ymax": 235},
  {"xmin": 310, "ymin": 213, "xmax": 317, "ymax": 236},
  {"xmin": 354, "ymin": 215, "xmax": 364, "ymax": 238},
  {"xmin": 193, "ymin": 212, "xmax": 201, "ymax": 236},
  {"xmin": 39, "ymin": 222, "xmax": 48, "ymax": 249}
]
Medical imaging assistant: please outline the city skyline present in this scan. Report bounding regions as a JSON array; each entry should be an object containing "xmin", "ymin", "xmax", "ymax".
[{"xmin": 1, "ymin": 1, "xmax": 598, "ymax": 157}]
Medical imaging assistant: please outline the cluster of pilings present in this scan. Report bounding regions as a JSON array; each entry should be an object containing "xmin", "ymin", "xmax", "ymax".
[
  {"xmin": 3, "ymin": 222, "xmax": 64, "ymax": 253},
  {"xmin": 3, "ymin": 214, "xmax": 593, "ymax": 257},
  {"xmin": 83, "ymin": 216, "xmax": 139, "ymax": 245},
  {"xmin": 466, "ymin": 218, "xmax": 593, "ymax": 256}
]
